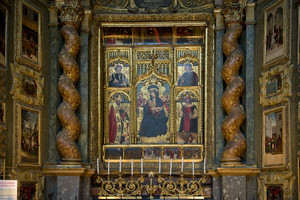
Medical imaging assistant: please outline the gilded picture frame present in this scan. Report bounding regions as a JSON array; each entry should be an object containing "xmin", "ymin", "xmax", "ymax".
[
  {"xmin": 106, "ymin": 48, "xmax": 132, "ymax": 88},
  {"xmin": 10, "ymin": 63, "xmax": 44, "ymax": 106},
  {"xmin": 262, "ymin": 0, "xmax": 290, "ymax": 69},
  {"xmin": 262, "ymin": 103, "xmax": 289, "ymax": 170},
  {"xmin": 259, "ymin": 63, "xmax": 292, "ymax": 107},
  {"xmin": 175, "ymin": 47, "xmax": 203, "ymax": 87},
  {"xmin": 102, "ymin": 144, "xmax": 204, "ymax": 163},
  {"xmin": 175, "ymin": 88, "xmax": 203, "ymax": 144},
  {"xmin": 15, "ymin": 0, "xmax": 42, "ymax": 71},
  {"xmin": 8, "ymin": 169, "xmax": 44, "ymax": 200},
  {"xmin": 0, "ymin": 4, "xmax": 7, "ymax": 68},
  {"xmin": 258, "ymin": 172, "xmax": 295, "ymax": 200},
  {"xmin": 104, "ymin": 89, "xmax": 132, "ymax": 145},
  {"xmin": 13, "ymin": 101, "xmax": 41, "ymax": 168}
]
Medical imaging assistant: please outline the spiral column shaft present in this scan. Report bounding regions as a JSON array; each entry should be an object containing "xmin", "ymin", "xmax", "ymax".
[
  {"xmin": 55, "ymin": 1, "xmax": 83, "ymax": 162},
  {"xmin": 221, "ymin": 3, "xmax": 247, "ymax": 163}
]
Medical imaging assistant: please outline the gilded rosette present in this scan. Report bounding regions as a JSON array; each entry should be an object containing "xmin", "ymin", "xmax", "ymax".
[
  {"xmin": 221, "ymin": 2, "xmax": 247, "ymax": 163},
  {"xmin": 56, "ymin": 0, "xmax": 83, "ymax": 162}
]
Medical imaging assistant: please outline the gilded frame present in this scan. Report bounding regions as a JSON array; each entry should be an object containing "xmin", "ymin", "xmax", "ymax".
[
  {"xmin": 174, "ymin": 47, "xmax": 203, "ymax": 87},
  {"xmin": 102, "ymin": 144, "xmax": 203, "ymax": 162},
  {"xmin": 258, "ymin": 172, "xmax": 295, "ymax": 200},
  {"xmin": 262, "ymin": 0, "xmax": 290, "ymax": 69},
  {"xmin": 262, "ymin": 103, "xmax": 290, "ymax": 170},
  {"xmin": 15, "ymin": 0, "xmax": 42, "ymax": 71},
  {"xmin": 104, "ymin": 88, "xmax": 132, "ymax": 145},
  {"xmin": 0, "ymin": 3, "xmax": 7, "ymax": 68},
  {"xmin": 13, "ymin": 101, "xmax": 42, "ymax": 168},
  {"xmin": 90, "ymin": 13, "xmax": 215, "ymax": 171},
  {"xmin": 8, "ymin": 169, "xmax": 44, "ymax": 200},
  {"xmin": 105, "ymin": 47, "xmax": 132, "ymax": 88},
  {"xmin": 259, "ymin": 63, "xmax": 292, "ymax": 107},
  {"xmin": 134, "ymin": 71, "xmax": 173, "ymax": 144},
  {"xmin": 174, "ymin": 88, "xmax": 203, "ymax": 144},
  {"xmin": 10, "ymin": 63, "xmax": 44, "ymax": 106}
]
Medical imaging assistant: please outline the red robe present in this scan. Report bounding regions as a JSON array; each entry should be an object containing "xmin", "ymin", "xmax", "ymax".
[{"xmin": 109, "ymin": 105, "xmax": 117, "ymax": 143}]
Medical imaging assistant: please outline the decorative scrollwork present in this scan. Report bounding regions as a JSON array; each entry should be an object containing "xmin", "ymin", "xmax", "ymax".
[
  {"xmin": 96, "ymin": 172, "xmax": 209, "ymax": 199},
  {"xmin": 221, "ymin": 2, "xmax": 247, "ymax": 163}
]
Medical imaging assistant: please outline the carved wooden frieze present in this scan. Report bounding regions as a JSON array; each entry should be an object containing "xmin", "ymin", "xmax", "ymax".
[{"xmin": 93, "ymin": 0, "xmax": 213, "ymax": 13}]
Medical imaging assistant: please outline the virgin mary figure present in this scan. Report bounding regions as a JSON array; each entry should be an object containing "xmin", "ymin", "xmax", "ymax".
[{"xmin": 139, "ymin": 85, "xmax": 168, "ymax": 138}]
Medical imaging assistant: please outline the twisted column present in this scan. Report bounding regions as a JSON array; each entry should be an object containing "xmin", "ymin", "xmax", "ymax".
[
  {"xmin": 55, "ymin": 1, "xmax": 83, "ymax": 162},
  {"xmin": 221, "ymin": 2, "xmax": 247, "ymax": 163}
]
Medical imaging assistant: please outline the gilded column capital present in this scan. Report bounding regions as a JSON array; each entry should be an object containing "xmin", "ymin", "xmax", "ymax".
[
  {"xmin": 55, "ymin": 0, "xmax": 84, "ymax": 27},
  {"xmin": 221, "ymin": 1, "xmax": 247, "ymax": 24}
]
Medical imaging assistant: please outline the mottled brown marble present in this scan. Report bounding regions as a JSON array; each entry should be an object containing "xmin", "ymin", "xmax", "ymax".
[
  {"xmin": 56, "ymin": 23, "xmax": 81, "ymax": 161},
  {"xmin": 221, "ymin": 21, "xmax": 247, "ymax": 162}
]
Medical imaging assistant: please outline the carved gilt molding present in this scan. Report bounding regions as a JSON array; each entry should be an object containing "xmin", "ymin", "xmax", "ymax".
[
  {"xmin": 90, "ymin": 12, "xmax": 215, "ymax": 170},
  {"xmin": 8, "ymin": 169, "xmax": 45, "ymax": 200},
  {"xmin": 259, "ymin": 63, "xmax": 292, "ymax": 107},
  {"xmin": 258, "ymin": 172, "xmax": 295, "ymax": 200},
  {"xmin": 10, "ymin": 63, "xmax": 44, "ymax": 106},
  {"xmin": 93, "ymin": 0, "xmax": 213, "ymax": 13}
]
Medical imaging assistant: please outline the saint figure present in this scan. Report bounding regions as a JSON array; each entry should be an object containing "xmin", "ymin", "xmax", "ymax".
[
  {"xmin": 139, "ymin": 85, "xmax": 168, "ymax": 138},
  {"xmin": 178, "ymin": 63, "xmax": 198, "ymax": 86},
  {"xmin": 109, "ymin": 64, "xmax": 129, "ymax": 87}
]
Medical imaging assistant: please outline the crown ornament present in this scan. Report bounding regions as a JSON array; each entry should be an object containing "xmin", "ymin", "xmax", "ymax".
[
  {"xmin": 221, "ymin": 1, "xmax": 247, "ymax": 24},
  {"xmin": 55, "ymin": 0, "xmax": 84, "ymax": 26}
]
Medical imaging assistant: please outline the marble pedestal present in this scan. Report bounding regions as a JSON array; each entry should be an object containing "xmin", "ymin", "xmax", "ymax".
[
  {"xmin": 44, "ymin": 165, "xmax": 94, "ymax": 200},
  {"xmin": 211, "ymin": 167, "xmax": 260, "ymax": 200}
]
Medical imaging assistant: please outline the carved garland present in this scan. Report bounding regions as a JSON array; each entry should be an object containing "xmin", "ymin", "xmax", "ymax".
[
  {"xmin": 55, "ymin": 0, "xmax": 84, "ymax": 162},
  {"xmin": 221, "ymin": 2, "xmax": 247, "ymax": 163}
]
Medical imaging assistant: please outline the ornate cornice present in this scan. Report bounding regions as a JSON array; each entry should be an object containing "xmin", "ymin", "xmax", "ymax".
[
  {"xmin": 221, "ymin": 1, "xmax": 247, "ymax": 24},
  {"xmin": 55, "ymin": 0, "xmax": 84, "ymax": 26}
]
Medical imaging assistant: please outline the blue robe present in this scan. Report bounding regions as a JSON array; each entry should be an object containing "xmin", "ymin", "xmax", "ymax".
[{"xmin": 139, "ymin": 98, "xmax": 168, "ymax": 137}]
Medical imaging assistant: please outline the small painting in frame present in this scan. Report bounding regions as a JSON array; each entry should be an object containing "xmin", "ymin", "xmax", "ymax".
[
  {"xmin": 263, "ymin": 0, "xmax": 290, "ymax": 68},
  {"xmin": 15, "ymin": 0, "xmax": 41, "ymax": 70},
  {"xmin": 124, "ymin": 148, "xmax": 142, "ymax": 159},
  {"xmin": 20, "ymin": 73, "xmax": 37, "ymax": 98},
  {"xmin": 107, "ymin": 92, "xmax": 130, "ymax": 145},
  {"xmin": 163, "ymin": 147, "xmax": 182, "ymax": 159},
  {"xmin": 144, "ymin": 147, "xmax": 161, "ymax": 160},
  {"xmin": 20, "ymin": 107, "xmax": 39, "ymax": 165},
  {"xmin": 262, "ymin": 104, "xmax": 289, "ymax": 169},
  {"xmin": 183, "ymin": 147, "xmax": 202, "ymax": 159},
  {"xmin": 259, "ymin": 63, "xmax": 292, "ymax": 107},
  {"xmin": 20, "ymin": 182, "xmax": 37, "ymax": 200},
  {"xmin": 176, "ymin": 91, "xmax": 200, "ymax": 144},
  {"xmin": 266, "ymin": 185, "xmax": 283, "ymax": 200},
  {"xmin": 14, "ymin": 102, "xmax": 41, "ymax": 168},
  {"xmin": 104, "ymin": 148, "xmax": 123, "ymax": 159},
  {"xmin": 177, "ymin": 61, "xmax": 199, "ymax": 86}
]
